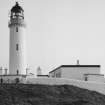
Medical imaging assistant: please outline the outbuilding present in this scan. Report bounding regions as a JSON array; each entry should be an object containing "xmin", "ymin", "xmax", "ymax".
[{"xmin": 49, "ymin": 65, "xmax": 101, "ymax": 81}]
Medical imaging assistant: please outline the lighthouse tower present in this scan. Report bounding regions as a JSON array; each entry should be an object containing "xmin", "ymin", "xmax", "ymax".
[{"xmin": 8, "ymin": 2, "xmax": 26, "ymax": 75}]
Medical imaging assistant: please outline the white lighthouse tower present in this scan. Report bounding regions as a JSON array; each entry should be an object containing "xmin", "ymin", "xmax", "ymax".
[{"xmin": 8, "ymin": 2, "xmax": 26, "ymax": 75}]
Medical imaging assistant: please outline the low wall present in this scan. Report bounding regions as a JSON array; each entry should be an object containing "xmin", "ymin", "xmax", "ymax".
[{"xmin": 25, "ymin": 77, "xmax": 105, "ymax": 95}]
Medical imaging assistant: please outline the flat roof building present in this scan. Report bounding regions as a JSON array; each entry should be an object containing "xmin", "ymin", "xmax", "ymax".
[{"xmin": 49, "ymin": 65, "xmax": 101, "ymax": 81}]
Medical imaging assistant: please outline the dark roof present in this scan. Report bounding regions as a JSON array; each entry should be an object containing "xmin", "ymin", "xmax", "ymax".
[
  {"xmin": 84, "ymin": 74, "xmax": 104, "ymax": 76},
  {"xmin": 37, "ymin": 75, "xmax": 49, "ymax": 77},
  {"xmin": 11, "ymin": 2, "xmax": 24, "ymax": 13},
  {"xmin": 49, "ymin": 65, "xmax": 100, "ymax": 73},
  {"xmin": 61, "ymin": 65, "xmax": 100, "ymax": 67}
]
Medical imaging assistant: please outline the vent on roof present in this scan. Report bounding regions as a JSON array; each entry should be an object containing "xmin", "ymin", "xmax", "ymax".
[{"xmin": 77, "ymin": 59, "xmax": 80, "ymax": 65}]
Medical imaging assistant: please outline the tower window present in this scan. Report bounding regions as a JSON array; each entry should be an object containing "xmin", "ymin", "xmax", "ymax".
[
  {"xmin": 16, "ymin": 27, "xmax": 18, "ymax": 32},
  {"xmin": 16, "ymin": 44, "xmax": 19, "ymax": 51}
]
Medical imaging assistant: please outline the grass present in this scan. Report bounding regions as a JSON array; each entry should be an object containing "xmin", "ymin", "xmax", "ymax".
[{"xmin": 0, "ymin": 84, "xmax": 104, "ymax": 105}]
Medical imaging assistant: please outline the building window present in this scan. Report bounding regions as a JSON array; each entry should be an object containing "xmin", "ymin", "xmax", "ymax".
[
  {"xmin": 16, "ymin": 27, "xmax": 18, "ymax": 32},
  {"xmin": 56, "ymin": 72, "xmax": 61, "ymax": 78},
  {"xmin": 16, "ymin": 44, "xmax": 19, "ymax": 51},
  {"xmin": 85, "ymin": 76, "xmax": 88, "ymax": 81}
]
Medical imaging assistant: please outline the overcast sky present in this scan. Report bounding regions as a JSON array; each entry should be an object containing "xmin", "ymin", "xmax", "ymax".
[{"xmin": 0, "ymin": 0, "xmax": 105, "ymax": 75}]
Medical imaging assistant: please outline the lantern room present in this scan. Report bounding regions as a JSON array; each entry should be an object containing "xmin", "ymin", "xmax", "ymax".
[{"xmin": 10, "ymin": 2, "xmax": 24, "ymax": 19}]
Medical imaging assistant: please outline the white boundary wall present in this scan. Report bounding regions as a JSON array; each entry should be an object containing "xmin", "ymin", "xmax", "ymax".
[{"xmin": 25, "ymin": 77, "xmax": 105, "ymax": 95}]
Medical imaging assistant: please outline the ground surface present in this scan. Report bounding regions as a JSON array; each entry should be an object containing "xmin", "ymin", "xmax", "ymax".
[{"xmin": 0, "ymin": 84, "xmax": 104, "ymax": 105}]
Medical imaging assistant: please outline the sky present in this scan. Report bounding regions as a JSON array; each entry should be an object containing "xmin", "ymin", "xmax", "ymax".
[{"xmin": 0, "ymin": 0, "xmax": 105, "ymax": 75}]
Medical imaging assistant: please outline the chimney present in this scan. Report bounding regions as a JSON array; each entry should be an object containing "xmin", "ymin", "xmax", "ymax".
[
  {"xmin": 77, "ymin": 59, "xmax": 80, "ymax": 65},
  {"xmin": 37, "ymin": 66, "xmax": 42, "ymax": 76}
]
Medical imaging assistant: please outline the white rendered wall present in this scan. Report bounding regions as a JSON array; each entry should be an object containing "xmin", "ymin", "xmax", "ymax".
[
  {"xmin": 9, "ymin": 25, "xmax": 26, "ymax": 75},
  {"xmin": 61, "ymin": 67, "xmax": 100, "ymax": 80},
  {"xmin": 86, "ymin": 75, "xmax": 105, "ymax": 82},
  {"xmin": 25, "ymin": 77, "xmax": 105, "ymax": 95}
]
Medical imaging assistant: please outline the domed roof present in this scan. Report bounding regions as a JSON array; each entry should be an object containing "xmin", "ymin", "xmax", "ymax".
[{"xmin": 11, "ymin": 2, "xmax": 24, "ymax": 13}]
